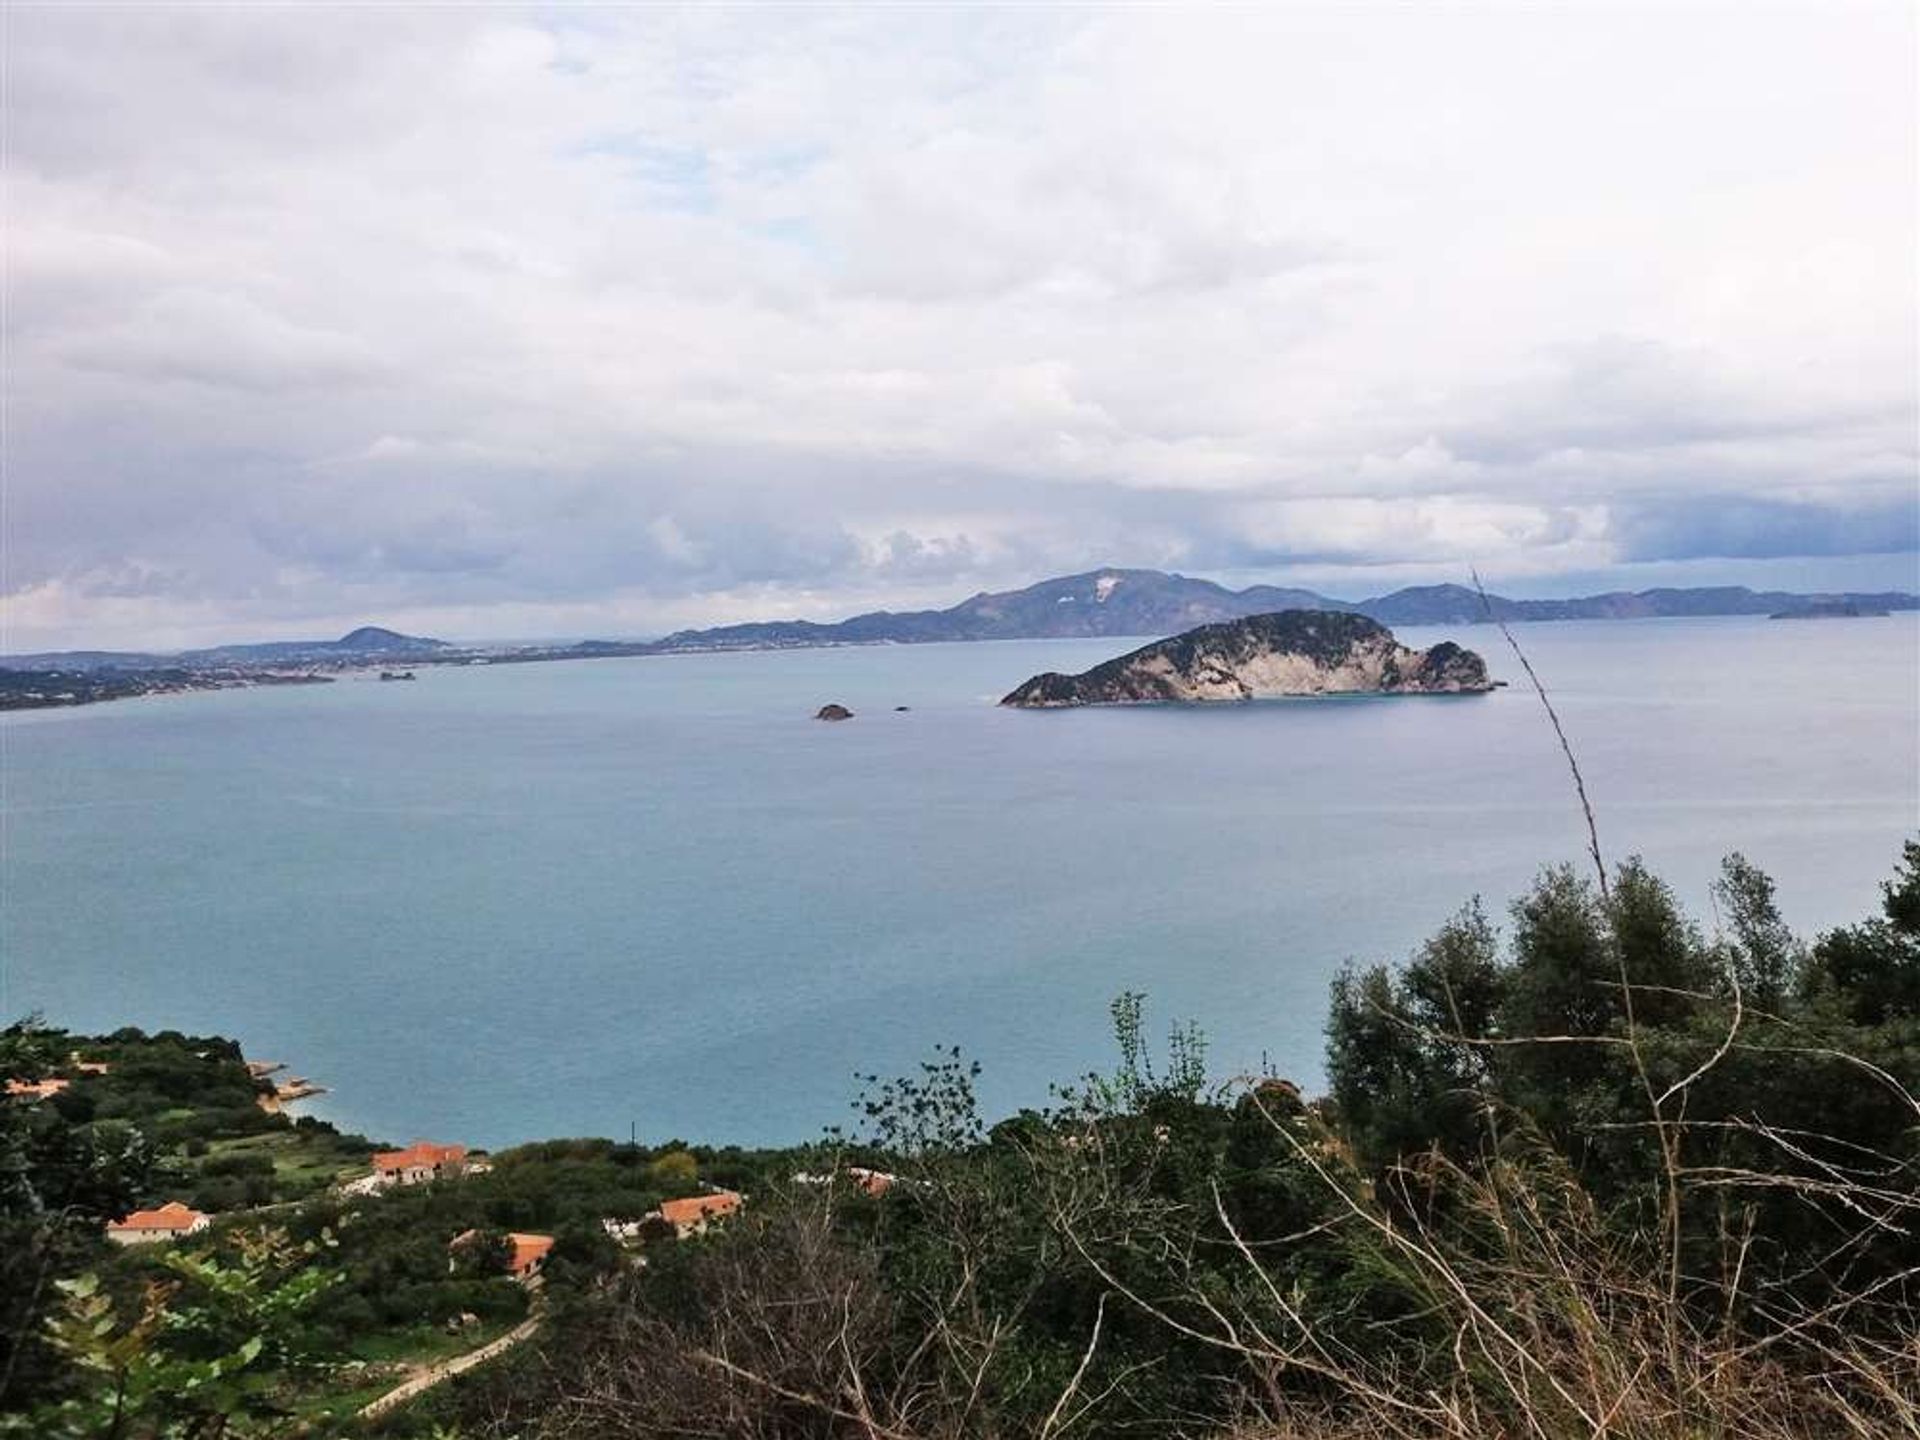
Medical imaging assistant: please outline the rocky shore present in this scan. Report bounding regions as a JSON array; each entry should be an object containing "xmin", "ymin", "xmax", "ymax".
[{"xmin": 1001, "ymin": 611, "xmax": 1494, "ymax": 707}]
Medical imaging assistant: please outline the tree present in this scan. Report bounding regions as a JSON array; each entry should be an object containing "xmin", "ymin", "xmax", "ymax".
[
  {"xmin": 1712, "ymin": 852, "xmax": 1800, "ymax": 1012},
  {"xmin": 1805, "ymin": 839, "xmax": 1920, "ymax": 1025},
  {"xmin": 645, "ymin": 1150, "xmax": 698, "ymax": 1188},
  {"xmin": 1606, "ymin": 856, "xmax": 1710, "ymax": 1029},
  {"xmin": 11, "ymin": 1226, "xmax": 340, "ymax": 1440},
  {"xmin": 1329, "ymin": 903, "xmax": 1506, "ymax": 1168},
  {"xmin": 0, "ymin": 1021, "xmax": 152, "ymax": 1413}
]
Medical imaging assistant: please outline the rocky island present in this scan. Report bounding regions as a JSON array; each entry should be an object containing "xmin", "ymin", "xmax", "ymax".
[
  {"xmin": 1769, "ymin": 601, "xmax": 1889, "ymax": 620},
  {"xmin": 1000, "ymin": 611, "xmax": 1494, "ymax": 707}
]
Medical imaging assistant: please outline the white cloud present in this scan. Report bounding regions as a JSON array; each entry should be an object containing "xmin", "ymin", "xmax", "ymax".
[{"xmin": 6, "ymin": 2, "xmax": 1915, "ymax": 649}]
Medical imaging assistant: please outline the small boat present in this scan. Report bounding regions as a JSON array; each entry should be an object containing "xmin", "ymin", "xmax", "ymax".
[{"xmin": 378, "ymin": 670, "xmax": 417, "ymax": 682}]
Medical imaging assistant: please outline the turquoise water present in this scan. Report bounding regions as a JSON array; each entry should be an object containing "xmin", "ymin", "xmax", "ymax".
[{"xmin": 4, "ymin": 618, "xmax": 1916, "ymax": 1149}]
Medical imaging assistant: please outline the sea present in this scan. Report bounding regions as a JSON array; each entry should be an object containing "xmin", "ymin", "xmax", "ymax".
[{"xmin": 4, "ymin": 617, "xmax": 1917, "ymax": 1151}]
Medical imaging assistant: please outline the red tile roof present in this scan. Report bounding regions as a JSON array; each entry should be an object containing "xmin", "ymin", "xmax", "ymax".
[
  {"xmin": 6, "ymin": 1078, "xmax": 70, "ymax": 1099},
  {"xmin": 449, "ymin": 1228, "xmax": 554, "ymax": 1276},
  {"xmin": 507, "ymin": 1233, "xmax": 554, "ymax": 1275},
  {"xmin": 373, "ymin": 1141, "xmax": 467, "ymax": 1173},
  {"xmin": 657, "ymin": 1191, "xmax": 743, "ymax": 1228},
  {"xmin": 110, "ymin": 1201, "xmax": 206, "ymax": 1232}
]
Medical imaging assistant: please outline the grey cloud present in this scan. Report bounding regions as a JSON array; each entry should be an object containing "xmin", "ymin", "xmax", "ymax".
[
  {"xmin": 1443, "ymin": 336, "xmax": 1899, "ymax": 466},
  {"xmin": 55, "ymin": 292, "xmax": 389, "ymax": 393},
  {"xmin": 6, "ymin": 3, "xmax": 1915, "ymax": 650},
  {"xmin": 1613, "ymin": 496, "xmax": 1920, "ymax": 564}
]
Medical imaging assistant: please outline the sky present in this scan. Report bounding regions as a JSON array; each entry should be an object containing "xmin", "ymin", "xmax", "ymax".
[{"xmin": 7, "ymin": 2, "xmax": 1917, "ymax": 651}]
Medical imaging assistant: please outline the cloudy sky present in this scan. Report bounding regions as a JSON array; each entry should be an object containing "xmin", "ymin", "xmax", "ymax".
[{"xmin": 8, "ymin": 2, "xmax": 1916, "ymax": 650}]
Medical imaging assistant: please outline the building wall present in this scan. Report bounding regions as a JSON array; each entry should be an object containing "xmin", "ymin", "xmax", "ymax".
[{"xmin": 107, "ymin": 1222, "xmax": 204, "ymax": 1246}]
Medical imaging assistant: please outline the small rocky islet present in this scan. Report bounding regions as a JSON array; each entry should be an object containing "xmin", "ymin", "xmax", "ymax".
[
  {"xmin": 1769, "ymin": 601, "xmax": 1889, "ymax": 621},
  {"xmin": 1000, "ymin": 610, "xmax": 1494, "ymax": 708}
]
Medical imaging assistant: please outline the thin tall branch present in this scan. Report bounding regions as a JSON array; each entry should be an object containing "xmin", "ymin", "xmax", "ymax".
[{"xmin": 1471, "ymin": 568, "xmax": 1608, "ymax": 899}]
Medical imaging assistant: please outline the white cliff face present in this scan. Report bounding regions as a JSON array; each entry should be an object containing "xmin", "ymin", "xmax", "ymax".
[
  {"xmin": 1001, "ymin": 611, "xmax": 1493, "ymax": 707},
  {"xmin": 1128, "ymin": 635, "xmax": 1404, "ymax": 699}
]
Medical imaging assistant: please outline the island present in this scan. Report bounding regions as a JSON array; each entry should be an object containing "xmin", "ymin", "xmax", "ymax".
[
  {"xmin": 1769, "ymin": 601, "xmax": 1889, "ymax": 620},
  {"xmin": 999, "ymin": 610, "xmax": 1494, "ymax": 707}
]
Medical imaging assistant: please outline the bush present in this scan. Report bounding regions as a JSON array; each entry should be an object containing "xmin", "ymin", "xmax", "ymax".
[
  {"xmin": 188, "ymin": 1176, "xmax": 246, "ymax": 1213},
  {"xmin": 645, "ymin": 1150, "xmax": 697, "ymax": 1187},
  {"xmin": 445, "ymin": 844, "xmax": 1920, "ymax": 1440}
]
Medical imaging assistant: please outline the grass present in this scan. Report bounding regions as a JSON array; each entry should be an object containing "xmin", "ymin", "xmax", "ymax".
[
  {"xmin": 192, "ymin": 1128, "xmax": 372, "ymax": 1202},
  {"xmin": 276, "ymin": 1318, "xmax": 523, "ymax": 1422},
  {"xmin": 347, "ymin": 1321, "xmax": 517, "ymax": 1368}
]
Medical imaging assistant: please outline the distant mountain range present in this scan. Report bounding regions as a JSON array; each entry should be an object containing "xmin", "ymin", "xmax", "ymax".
[
  {"xmin": 6, "ymin": 573, "xmax": 1916, "ymax": 674},
  {"xmin": 642, "ymin": 569, "xmax": 1918, "ymax": 653}
]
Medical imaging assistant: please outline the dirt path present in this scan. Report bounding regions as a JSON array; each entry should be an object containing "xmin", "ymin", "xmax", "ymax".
[{"xmin": 358, "ymin": 1307, "xmax": 542, "ymax": 1421}]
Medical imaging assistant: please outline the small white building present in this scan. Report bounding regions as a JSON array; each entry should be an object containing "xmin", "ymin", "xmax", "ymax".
[{"xmin": 602, "ymin": 1216, "xmax": 649, "ymax": 1245}]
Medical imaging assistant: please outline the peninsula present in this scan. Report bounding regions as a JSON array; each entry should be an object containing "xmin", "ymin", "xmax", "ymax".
[
  {"xmin": 1000, "ymin": 611, "xmax": 1493, "ymax": 707},
  {"xmin": 0, "ymin": 626, "xmax": 443, "ymax": 712}
]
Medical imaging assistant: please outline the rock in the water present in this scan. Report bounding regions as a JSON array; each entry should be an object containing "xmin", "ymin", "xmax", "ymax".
[
  {"xmin": 1000, "ymin": 611, "xmax": 1493, "ymax": 708},
  {"xmin": 815, "ymin": 703, "xmax": 854, "ymax": 721}
]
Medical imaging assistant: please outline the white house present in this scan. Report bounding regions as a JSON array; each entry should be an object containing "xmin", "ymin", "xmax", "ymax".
[{"xmin": 107, "ymin": 1201, "xmax": 210, "ymax": 1245}]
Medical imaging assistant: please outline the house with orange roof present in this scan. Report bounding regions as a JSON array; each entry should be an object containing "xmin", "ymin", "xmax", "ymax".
[
  {"xmin": 848, "ymin": 1166, "xmax": 896, "ymax": 1197},
  {"xmin": 654, "ymin": 1190, "xmax": 744, "ymax": 1238},
  {"xmin": 449, "ymin": 1228, "xmax": 555, "ymax": 1282},
  {"xmin": 370, "ymin": 1140, "xmax": 470, "ymax": 1187},
  {"xmin": 107, "ymin": 1201, "xmax": 209, "ymax": 1246},
  {"xmin": 506, "ymin": 1232, "xmax": 554, "ymax": 1279},
  {"xmin": 6, "ymin": 1077, "xmax": 70, "ymax": 1100}
]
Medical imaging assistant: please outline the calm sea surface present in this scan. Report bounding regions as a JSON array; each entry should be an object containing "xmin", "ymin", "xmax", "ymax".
[{"xmin": 4, "ymin": 618, "xmax": 1917, "ymax": 1149}]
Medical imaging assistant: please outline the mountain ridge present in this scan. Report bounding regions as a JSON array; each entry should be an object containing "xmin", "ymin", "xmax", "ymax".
[
  {"xmin": 4, "ymin": 626, "xmax": 448, "ymax": 671},
  {"xmin": 7, "ymin": 573, "xmax": 1917, "ymax": 671},
  {"xmin": 645, "ymin": 569, "xmax": 1917, "ymax": 653}
]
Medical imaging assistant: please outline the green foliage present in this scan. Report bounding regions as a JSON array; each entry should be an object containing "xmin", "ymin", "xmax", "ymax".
[
  {"xmin": 407, "ymin": 848, "xmax": 1918, "ymax": 1437},
  {"xmin": 1803, "ymin": 838, "xmax": 1920, "ymax": 1025},
  {"xmin": 644, "ymin": 1150, "xmax": 697, "ymax": 1188},
  {"xmin": 1327, "ymin": 902, "xmax": 1503, "ymax": 1166},
  {"xmin": 1713, "ymin": 851, "xmax": 1801, "ymax": 1011},
  {"xmin": 10, "ymin": 1227, "xmax": 340, "ymax": 1440},
  {"xmin": 849, "ymin": 1046, "xmax": 985, "ymax": 1156},
  {"xmin": 448, "ymin": 1229, "xmax": 514, "ymax": 1280},
  {"xmin": 1606, "ymin": 856, "xmax": 1712, "ymax": 1027},
  {"xmin": 1086, "ymin": 990, "xmax": 1210, "ymax": 1114},
  {"xmin": 1328, "ymin": 841, "xmax": 1920, "ymax": 1307},
  {"xmin": 13, "ymin": 842, "xmax": 1920, "ymax": 1440},
  {"xmin": 0, "ymin": 1022, "xmax": 155, "ymax": 1413}
]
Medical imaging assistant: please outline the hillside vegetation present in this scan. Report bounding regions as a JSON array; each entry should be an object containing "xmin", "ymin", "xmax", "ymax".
[{"xmin": 4, "ymin": 843, "xmax": 1918, "ymax": 1438}]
